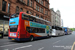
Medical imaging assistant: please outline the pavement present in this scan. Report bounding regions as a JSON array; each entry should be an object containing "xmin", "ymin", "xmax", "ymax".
[
  {"xmin": 3, "ymin": 36, "xmax": 8, "ymax": 39},
  {"xmin": 0, "ymin": 32, "xmax": 75, "ymax": 50}
]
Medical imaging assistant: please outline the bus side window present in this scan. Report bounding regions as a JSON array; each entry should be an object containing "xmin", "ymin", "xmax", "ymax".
[
  {"xmin": 26, "ymin": 27, "xmax": 45, "ymax": 33},
  {"xmin": 40, "ymin": 20, "xmax": 43, "ymax": 24},
  {"xmin": 37, "ymin": 19, "xmax": 39, "ymax": 23},
  {"xmin": 38, "ymin": 19, "xmax": 41, "ymax": 24},
  {"xmin": 46, "ymin": 22, "xmax": 48, "ymax": 25},
  {"xmin": 43, "ymin": 21, "xmax": 45, "ymax": 25},
  {"xmin": 45, "ymin": 22, "xmax": 47, "ymax": 25},
  {"xmin": 29, "ymin": 16, "xmax": 33, "ymax": 21},
  {"xmin": 22, "ymin": 14, "xmax": 29, "ymax": 20},
  {"xmin": 29, "ymin": 16, "xmax": 36, "ymax": 22},
  {"xmin": 35, "ymin": 19, "xmax": 37, "ymax": 22},
  {"xmin": 26, "ymin": 27, "xmax": 30, "ymax": 33},
  {"xmin": 33, "ymin": 18, "xmax": 36, "ymax": 22}
]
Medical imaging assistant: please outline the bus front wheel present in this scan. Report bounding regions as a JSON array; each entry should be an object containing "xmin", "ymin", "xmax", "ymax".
[{"xmin": 30, "ymin": 36, "xmax": 34, "ymax": 41}]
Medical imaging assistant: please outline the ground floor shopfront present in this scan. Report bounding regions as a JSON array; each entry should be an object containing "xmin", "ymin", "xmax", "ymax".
[{"xmin": 0, "ymin": 14, "xmax": 9, "ymax": 36}]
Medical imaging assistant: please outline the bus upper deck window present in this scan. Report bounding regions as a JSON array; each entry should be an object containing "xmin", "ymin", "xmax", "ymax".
[
  {"xmin": 42, "ymin": 21, "xmax": 44, "ymax": 24},
  {"xmin": 45, "ymin": 22, "xmax": 47, "ymax": 25},
  {"xmin": 22, "ymin": 14, "xmax": 29, "ymax": 20},
  {"xmin": 29, "ymin": 17, "xmax": 33, "ymax": 21},
  {"xmin": 33, "ymin": 18, "xmax": 36, "ymax": 22},
  {"xmin": 39, "ymin": 20, "xmax": 41, "ymax": 23},
  {"xmin": 35, "ymin": 19, "xmax": 38, "ymax": 23},
  {"xmin": 29, "ymin": 16, "xmax": 35, "ymax": 22},
  {"xmin": 37, "ymin": 19, "xmax": 39, "ymax": 23},
  {"xmin": 43, "ymin": 21, "xmax": 45, "ymax": 24}
]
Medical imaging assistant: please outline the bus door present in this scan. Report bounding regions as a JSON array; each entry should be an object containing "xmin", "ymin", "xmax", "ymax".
[{"xmin": 26, "ymin": 27, "xmax": 30, "ymax": 38}]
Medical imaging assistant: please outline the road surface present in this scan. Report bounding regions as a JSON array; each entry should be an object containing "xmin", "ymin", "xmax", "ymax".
[{"xmin": 0, "ymin": 32, "xmax": 75, "ymax": 50}]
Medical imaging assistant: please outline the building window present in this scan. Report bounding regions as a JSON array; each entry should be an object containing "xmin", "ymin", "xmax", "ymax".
[
  {"xmin": 36, "ymin": 14, "xmax": 39, "ymax": 17},
  {"xmin": 23, "ymin": 1, "xmax": 26, "ymax": 4},
  {"xmin": 45, "ymin": 18, "xmax": 47, "ymax": 20},
  {"xmin": 45, "ymin": 11, "xmax": 48, "ymax": 15},
  {"xmin": 40, "ymin": 8, "xmax": 42, "ymax": 12},
  {"xmin": 36, "ymin": 5, "xmax": 38, "ymax": 10},
  {"xmin": 20, "ymin": 0, "xmax": 23, "ymax": 2},
  {"xmin": 40, "ymin": 8, "xmax": 43, "ymax": 13},
  {"xmin": 36, "ymin": 14, "xmax": 37, "ymax": 17},
  {"xmin": 37, "ymin": 15, "xmax": 39, "ymax": 17},
  {"xmin": 30, "ymin": 11, "xmax": 33, "ymax": 15},
  {"xmin": 30, "ymin": 0, "xmax": 32, "ymax": 7},
  {"xmin": 20, "ymin": 8, "xmax": 23, "ymax": 12},
  {"xmin": 27, "ymin": 11, "xmax": 29, "ymax": 14},
  {"xmin": 38, "ymin": 6, "xmax": 39, "ymax": 11},
  {"xmin": 27, "ymin": 0, "xmax": 29, "ymax": 6},
  {"xmin": 40, "ymin": 0, "xmax": 43, "ymax": 5},
  {"xmin": 38, "ymin": 0, "xmax": 40, "ymax": 2},
  {"xmin": 40, "ymin": 16, "xmax": 43, "ymax": 19},
  {"xmin": 36, "ymin": 0, "xmax": 37, "ymax": 2},
  {"xmin": 47, "ymin": 18, "xmax": 48, "ymax": 21},
  {"xmin": 16, "ymin": 6, "xmax": 19, "ymax": 13},
  {"xmin": 36, "ymin": 0, "xmax": 39, "ymax": 3},
  {"xmin": 42, "ymin": 8, "xmax": 43, "ymax": 13},
  {"xmin": 36, "ymin": 5, "xmax": 39, "ymax": 11},
  {"xmin": 7, "ymin": 3, "xmax": 10, "ymax": 13},
  {"xmin": 45, "ymin": 3, "xmax": 48, "ymax": 8},
  {"xmin": 2, "ymin": 0, "xmax": 7, "ymax": 12}
]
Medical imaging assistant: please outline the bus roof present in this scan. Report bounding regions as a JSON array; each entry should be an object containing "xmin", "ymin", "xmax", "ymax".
[
  {"xmin": 31, "ymin": 15, "xmax": 51, "ymax": 23},
  {"xmin": 20, "ymin": 12, "xmax": 51, "ymax": 23}
]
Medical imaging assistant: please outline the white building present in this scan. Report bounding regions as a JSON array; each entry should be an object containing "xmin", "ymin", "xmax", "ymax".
[
  {"xmin": 50, "ymin": 8, "xmax": 56, "ymax": 26},
  {"xmin": 56, "ymin": 10, "xmax": 61, "ymax": 27},
  {"xmin": 50, "ymin": 8, "xmax": 61, "ymax": 27},
  {"xmin": 61, "ymin": 19, "xmax": 63, "ymax": 27}
]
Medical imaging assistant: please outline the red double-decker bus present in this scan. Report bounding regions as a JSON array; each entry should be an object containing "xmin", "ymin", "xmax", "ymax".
[{"xmin": 8, "ymin": 12, "xmax": 51, "ymax": 41}]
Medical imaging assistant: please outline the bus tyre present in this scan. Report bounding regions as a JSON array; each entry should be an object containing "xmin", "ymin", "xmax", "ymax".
[
  {"xmin": 30, "ymin": 36, "xmax": 34, "ymax": 41},
  {"xmin": 47, "ymin": 34, "xmax": 49, "ymax": 38}
]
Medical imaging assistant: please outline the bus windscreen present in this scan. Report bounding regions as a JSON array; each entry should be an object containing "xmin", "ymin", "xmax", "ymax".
[{"xmin": 10, "ymin": 25, "xmax": 18, "ymax": 32}]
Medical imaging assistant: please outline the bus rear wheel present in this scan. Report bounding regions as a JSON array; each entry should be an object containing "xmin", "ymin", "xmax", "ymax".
[
  {"xmin": 30, "ymin": 36, "xmax": 34, "ymax": 41},
  {"xmin": 47, "ymin": 34, "xmax": 49, "ymax": 38}
]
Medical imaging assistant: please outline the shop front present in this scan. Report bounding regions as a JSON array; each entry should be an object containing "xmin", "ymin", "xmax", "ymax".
[{"xmin": 0, "ymin": 14, "xmax": 9, "ymax": 36}]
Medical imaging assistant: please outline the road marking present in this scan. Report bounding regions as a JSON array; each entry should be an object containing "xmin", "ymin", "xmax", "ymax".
[
  {"xmin": 71, "ymin": 42, "xmax": 75, "ymax": 50},
  {"xmin": 38, "ymin": 47, "xmax": 44, "ymax": 50},
  {"xmin": 0, "ymin": 44, "xmax": 19, "ymax": 47},
  {"xmin": 53, "ymin": 40, "xmax": 61, "ymax": 44},
  {"xmin": 13, "ymin": 45, "xmax": 32, "ymax": 50}
]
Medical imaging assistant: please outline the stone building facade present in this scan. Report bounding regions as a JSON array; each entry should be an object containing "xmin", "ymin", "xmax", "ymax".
[
  {"xmin": 50, "ymin": 8, "xmax": 61, "ymax": 27},
  {"xmin": 0, "ymin": 0, "xmax": 51, "ymax": 35}
]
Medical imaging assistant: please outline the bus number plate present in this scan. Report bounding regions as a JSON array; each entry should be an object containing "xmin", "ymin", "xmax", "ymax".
[{"xmin": 10, "ymin": 33, "xmax": 16, "ymax": 37}]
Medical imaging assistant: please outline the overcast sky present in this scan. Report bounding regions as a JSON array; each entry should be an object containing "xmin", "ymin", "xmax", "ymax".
[{"xmin": 50, "ymin": 0, "xmax": 75, "ymax": 28}]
